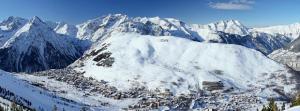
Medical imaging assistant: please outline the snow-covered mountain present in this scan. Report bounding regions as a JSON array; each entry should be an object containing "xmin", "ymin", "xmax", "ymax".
[
  {"xmin": 0, "ymin": 16, "xmax": 89, "ymax": 73},
  {"xmin": 76, "ymin": 14, "xmax": 251, "ymax": 42},
  {"xmin": 0, "ymin": 16, "xmax": 27, "ymax": 32},
  {"xmin": 191, "ymin": 22, "xmax": 290, "ymax": 54},
  {"xmin": 269, "ymin": 36, "xmax": 300, "ymax": 71},
  {"xmin": 54, "ymin": 22, "xmax": 78, "ymax": 37},
  {"xmin": 73, "ymin": 32, "xmax": 297, "ymax": 93},
  {"xmin": 74, "ymin": 14, "xmax": 290, "ymax": 54},
  {"xmin": 192, "ymin": 20, "xmax": 250, "ymax": 36},
  {"xmin": 190, "ymin": 19, "xmax": 251, "ymax": 42},
  {"xmin": 76, "ymin": 14, "xmax": 202, "ymax": 42},
  {"xmin": 251, "ymin": 22, "xmax": 300, "ymax": 72},
  {"xmin": 253, "ymin": 23, "xmax": 300, "ymax": 40},
  {"xmin": 0, "ymin": 16, "xmax": 28, "ymax": 46},
  {"xmin": 67, "ymin": 32, "xmax": 299, "ymax": 110},
  {"xmin": 214, "ymin": 31, "xmax": 290, "ymax": 54}
]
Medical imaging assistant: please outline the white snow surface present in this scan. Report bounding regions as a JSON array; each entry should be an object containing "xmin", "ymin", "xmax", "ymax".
[
  {"xmin": 73, "ymin": 32, "xmax": 291, "ymax": 95},
  {"xmin": 285, "ymin": 106, "xmax": 300, "ymax": 111}
]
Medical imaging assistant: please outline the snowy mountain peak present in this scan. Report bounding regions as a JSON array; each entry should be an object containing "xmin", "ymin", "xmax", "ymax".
[
  {"xmin": 212, "ymin": 19, "xmax": 244, "ymax": 28},
  {"xmin": 29, "ymin": 16, "xmax": 45, "ymax": 26},
  {"xmin": 12, "ymin": 17, "xmax": 50, "ymax": 38},
  {"xmin": 76, "ymin": 14, "xmax": 130, "ymax": 40},
  {"xmin": 106, "ymin": 13, "xmax": 128, "ymax": 18},
  {"xmin": 101, "ymin": 14, "xmax": 128, "ymax": 25},
  {"xmin": 89, "ymin": 14, "xmax": 128, "ymax": 25}
]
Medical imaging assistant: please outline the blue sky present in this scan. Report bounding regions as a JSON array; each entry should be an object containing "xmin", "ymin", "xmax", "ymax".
[{"xmin": 0, "ymin": 0, "xmax": 300, "ymax": 27}]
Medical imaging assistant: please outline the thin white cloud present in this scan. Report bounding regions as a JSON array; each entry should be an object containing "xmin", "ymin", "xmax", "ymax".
[{"xmin": 209, "ymin": 0, "xmax": 255, "ymax": 10}]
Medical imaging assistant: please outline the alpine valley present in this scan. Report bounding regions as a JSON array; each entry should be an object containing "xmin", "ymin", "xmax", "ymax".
[{"xmin": 0, "ymin": 14, "xmax": 300, "ymax": 111}]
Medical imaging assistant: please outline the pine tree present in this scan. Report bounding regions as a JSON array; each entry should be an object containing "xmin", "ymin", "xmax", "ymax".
[
  {"xmin": 261, "ymin": 105, "xmax": 267, "ymax": 111},
  {"xmin": 261, "ymin": 99, "xmax": 279, "ymax": 111},
  {"xmin": 281, "ymin": 103, "xmax": 286, "ymax": 111},
  {"xmin": 17, "ymin": 106, "xmax": 23, "ymax": 111},
  {"xmin": 0, "ymin": 105, "xmax": 4, "ymax": 111},
  {"xmin": 268, "ymin": 99, "xmax": 278, "ymax": 111},
  {"xmin": 52, "ymin": 105, "xmax": 58, "ymax": 111},
  {"xmin": 291, "ymin": 94, "xmax": 300, "ymax": 107},
  {"xmin": 11, "ymin": 102, "xmax": 19, "ymax": 111},
  {"xmin": 80, "ymin": 107, "xmax": 88, "ymax": 111}
]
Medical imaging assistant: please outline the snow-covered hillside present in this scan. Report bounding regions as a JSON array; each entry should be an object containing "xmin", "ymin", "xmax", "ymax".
[
  {"xmin": 76, "ymin": 14, "xmax": 202, "ymax": 42},
  {"xmin": 72, "ymin": 32, "xmax": 298, "ymax": 96},
  {"xmin": 0, "ymin": 69, "xmax": 98, "ymax": 111},
  {"xmin": 269, "ymin": 35, "xmax": 300, "ymax": 71}
]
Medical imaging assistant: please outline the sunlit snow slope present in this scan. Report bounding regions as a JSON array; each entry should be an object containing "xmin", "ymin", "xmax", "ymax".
[
  {"xmin": 0, "ymin": 70, "xmax": 85, "ymax": 111},
  {"xmin": 73, "ymin": 32, "xmax": 297, "ymax": 95}
]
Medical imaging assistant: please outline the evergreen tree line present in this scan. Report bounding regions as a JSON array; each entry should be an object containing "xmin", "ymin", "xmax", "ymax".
[
  {"xmin": 0, "ymin": 101, "xmax": 32, "ymax": 111},
  {"xmin": 261, "ymin": 99, "xmax": 281, "ymax": 111},
  {"xmin": 260, "ymin": 94, "xmax": 300, "ymax": 111}
]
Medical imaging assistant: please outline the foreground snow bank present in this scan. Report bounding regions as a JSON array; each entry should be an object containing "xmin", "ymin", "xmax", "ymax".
[{"xmin": 285, "ymin": 106, "xmax": 300, "ymax": 111}]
